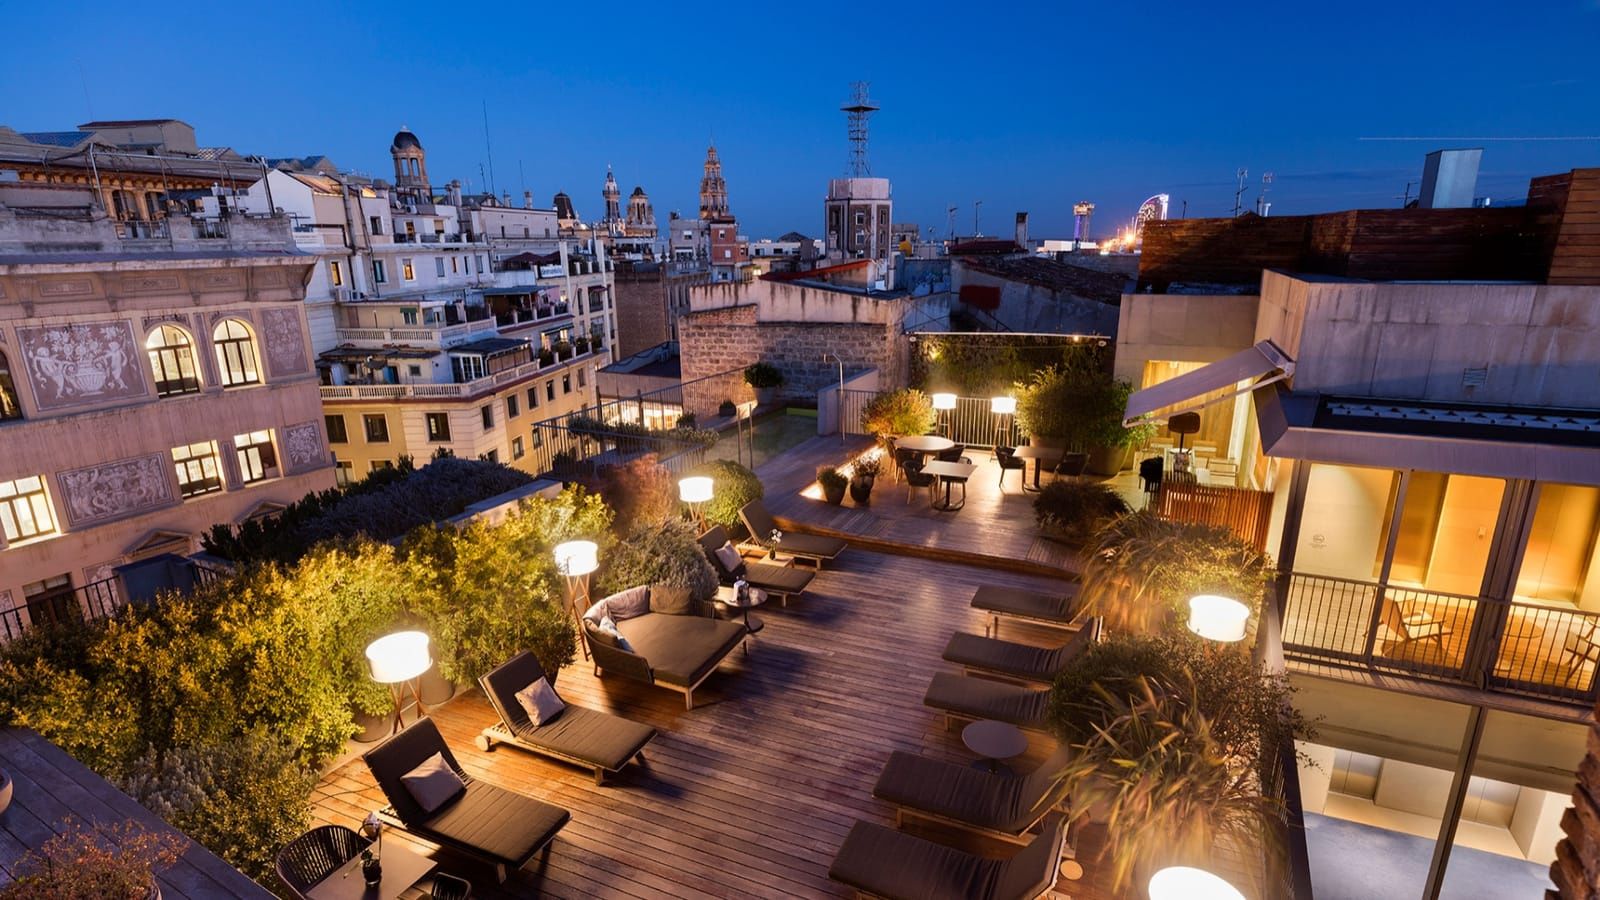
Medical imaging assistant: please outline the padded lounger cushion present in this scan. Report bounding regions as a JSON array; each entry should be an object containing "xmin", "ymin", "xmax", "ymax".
[
  {"xmin": 922, "ymin": 672, "xmax": 1049, "ymax": 728},
  {"xmin": 615, "ymin": 614, "xmax": 746, "ymax": 687},
  {"xmin": 481, "ymin": 652, "xmax": 656, "ymax": 771},
  {"xmin": 970, "ymin": 585, "xmax": 1080, "ymax": 624}
]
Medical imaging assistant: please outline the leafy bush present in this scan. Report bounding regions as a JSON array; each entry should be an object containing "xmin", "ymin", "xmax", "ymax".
[
  {"xmin": 677, "ymin": 411, "xmax": 697, "ymax": 428},
  {"xmin": 1032, "ymin": 480, "xmax": 1130, "ymax": 544},
  {"xmin": 596, "ymin": 519, "xmax": 718, "ymax": 603},
  {"xmin": 861, "ymin": 388, "xmax": 936, "ymax": 438},
  {"xmin": 591, "ymin": 455, "xmax": 676, "ymax": 534},
  {"xmin": 699, "ymin": 459, "xmax": 763, "ymax": 528},
  {"xmin": 119, "ymin": 729, "xmax": 314, "ymax": 885},
  {"xmin": 816, "ymin": 466, "xmax": 848, "ymax": 493},
  {"xmin": 1013, "ymin": 360, "xmax": 1154, "ymax": 451},
  {"xmin": 0, "ymin": 818, "xmax": 184, "ymax": 900},
  {"xmin": 743, "ymin": 362, "xmax": 784, "ymax": 389},
  {"xmin": 1079, "ymin": 511, "xmax": 1274, "ymax": 634},
  {"xmin": 203, "ymin": 457, "xmax": 535, "ymax": 565}
]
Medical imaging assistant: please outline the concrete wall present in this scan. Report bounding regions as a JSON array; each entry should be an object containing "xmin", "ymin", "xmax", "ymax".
[
  {"xmin": 955, "ymin": 265, "xmax": 1121, "ymax": 335},
  {"xmin": 1113, "ymin": 292, "xmax": 1262, "ymax": 382},
  {"xmin": 687, "ymin": 277, "xmax": 906, "ymax": 326}
]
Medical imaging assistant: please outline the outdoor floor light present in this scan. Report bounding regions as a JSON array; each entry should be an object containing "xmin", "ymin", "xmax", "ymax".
[
  {"xmin": 932, "ymin": 392, "xmax": 956, "ymax": 437},
  {"xmin": 366, "ymin": 630, "xmax": 432, "ymax": 736},
  {"xmin": 679, "ymin": 475, "xmax": 714, "ymax": 530},
  {"xmin": 554, "ymin": 539, "xmax": 600, "ymax": 659},
  {"xmin": 1148, "ymin": 866, "xmax": 1244, "ymax": 900},
  {"xmin": 1187, "ymin": 594, "xmax": 1250, "ymax": 643},
  {"xmin": 990, "ymin": 395, "xmax": 1017, "ymax": 447}
]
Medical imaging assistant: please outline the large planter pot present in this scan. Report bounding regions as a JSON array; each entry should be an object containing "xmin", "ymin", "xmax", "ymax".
[
  {"xmin": 352, "ymin": 707, "xmax": 392, "ymax": 744},
  {"xmin": 754, "ymin": 386, "xmax": 779, "ymax": 407},
  {"xmin": 419, "ymin": 666, "xmax": 456, "ymax": 705},
  {"xmin": 1086, "ymin": 444, "xmax": 1133, "ymax": 477},
  {"xmin": 1028, "ymin": 435, "xmax": 1068, "ymax": 451},
  {"xmin": 848, "ymin": 474, "xmax": 875, "ymax": 505},
  {"xmin": 821, "ymin": 480, "xmax": 847, "ymax": 505}
]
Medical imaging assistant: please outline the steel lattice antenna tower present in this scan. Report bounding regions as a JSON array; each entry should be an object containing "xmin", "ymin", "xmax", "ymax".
[{"xmin": 841, "ymin": 82, "xmax": 880, "ymax": 177}]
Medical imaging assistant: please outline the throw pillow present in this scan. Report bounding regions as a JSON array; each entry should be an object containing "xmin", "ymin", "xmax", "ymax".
[
  {"xmin": 401, "ymin": 752, "xmax": 465, "ymax": 815},
  {"xmin": 714, "ymin": 542, "xmax": 743, "ymax": 574},
  {"xmin": 582, "ymin": 596, "xmax": 611, "ymax": 624},
  {"xmin": 514, "ymin": 676, "xmax": 566, "ymax": 727},
  {"xmin": 599, "ymin": 616, "xmax": 635, "ymax": 653},
  {"xmin": 604, "ymin": 585, "xmax": 651, "ymax": 621},
  {"xmin": 585, "ymin": 618, "xmax": 620, "ymax": 649},
  {"xmin": 649, "ymin": 583, "xmax": 695, "ymax": 615}
]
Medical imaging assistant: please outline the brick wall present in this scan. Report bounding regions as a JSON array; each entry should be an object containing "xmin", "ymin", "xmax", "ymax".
[
  {"xmin": 613, "ymin": 269, "xmax": 669, "ymax": 358},
  {"xmin": 1550, "ymin": 722, "xmax": 1600, "ymax": 898}
]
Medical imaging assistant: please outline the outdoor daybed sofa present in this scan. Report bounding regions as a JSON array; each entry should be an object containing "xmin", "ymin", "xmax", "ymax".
[
  {"xmin": 580, "ymin": 584, "xmax": 748, "ymax": 710},
  {"xmin": 362, "ymin": 718, "xmax": 570, "ymax": 883},
  {"xmin": 477, "ymin": 650, "xmax": 658, "ymax": 783}
]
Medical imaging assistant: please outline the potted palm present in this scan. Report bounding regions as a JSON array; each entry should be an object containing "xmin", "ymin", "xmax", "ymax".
[
  {"xmin": 816, "ymin": 466, "xmax": 848, "ymax": 506},
  {"xmin": 744, "ymin": 362, "xmax": 784, "ymax": 406},
  {"xmin": 848, "ymin": 454, "xmax": 882, "ymax": 504},
  {"xmin": 0, "ymin": 818, "xmax": 185, "ymax": 900}
]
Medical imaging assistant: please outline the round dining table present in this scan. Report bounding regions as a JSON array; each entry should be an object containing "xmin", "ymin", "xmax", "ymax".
[{"xmin": 895, "ymin": 435, "xmax": 956, "ymax": 456}]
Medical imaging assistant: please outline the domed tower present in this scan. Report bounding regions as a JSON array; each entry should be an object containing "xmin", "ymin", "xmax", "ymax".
[
  {"xmin": 390, "ymin": 126, "xmax": 429, "ymax": 202},
  {"xmin": 626, "ymin": 186, "xmax": 656, "ymax": 237},
  {"xmin": 553, "ymin": 191, "xmax": 577, "ymax": 224},
  {"xmin": 698, "ymin": 145, "xmax": 729, "ymax": 220},
  {"xmin": 602, "ymin": 166, "xmax": 622, "ymax": 224}
]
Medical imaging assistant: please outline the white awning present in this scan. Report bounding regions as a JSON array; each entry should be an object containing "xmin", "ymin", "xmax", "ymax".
[{"xmin": 1123, "ymin": 340, "xmax": 1295, "ymax": 425}]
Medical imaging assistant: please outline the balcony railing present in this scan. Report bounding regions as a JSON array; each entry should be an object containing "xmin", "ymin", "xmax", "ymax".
[
  {"xmin": 0, "ymin": 558, "xmax": 226, "ymax": 642},
  {"xmin": 1280, "ymin": 571, "xmax": 1600, "ymax": 704},
  {"xmin": 320, "ymin": 345, "xmax": 598, "ymax": 402},
  {"xmin": 333, "ymin": 318, "xmax": 497, "ymax": 348}
]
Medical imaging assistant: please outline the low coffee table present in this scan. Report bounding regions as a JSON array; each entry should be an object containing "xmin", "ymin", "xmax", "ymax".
[
  {"xmin": 306, "ymin": 838, "xmax": 435, "ymax": 900},
  {"xmin": 962, "ymin": 719, "xmax": 1028, "ymax": 775},
  {"xmin": 715, "ymin": 584, "xmax": 766, "ymax": 636}
]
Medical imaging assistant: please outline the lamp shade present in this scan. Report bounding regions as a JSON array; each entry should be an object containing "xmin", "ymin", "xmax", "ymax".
[
  {"xmin": 931, "ymin": 392, "xmax": 957, "ymax": 411},
  {"xmin": 553, "ymin": 540, "xmax": 599, "ymax": 577},
  {"xmin": 1187, "ymin": 594, "xmax": 1250, "ymax": 643},
  {"xmin": 366, "ymin": 631, "xmax": 432, "ymax": 684},
  {"xmin": 1148, "ymin": 866, "xmax": 1244, "ymax": 900},
  {"xmin": 990, "ymin": 396, "xmax": 1017, "ymax": 415},
  {"xmin": 679, "ymin": 475, "xmax": 714, "ymax": 504}
]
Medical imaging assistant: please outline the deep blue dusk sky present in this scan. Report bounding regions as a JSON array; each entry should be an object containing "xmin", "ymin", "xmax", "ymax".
[{"xmin": 3, "ymin": 2, "xmax": 1597, "ymax": 239}]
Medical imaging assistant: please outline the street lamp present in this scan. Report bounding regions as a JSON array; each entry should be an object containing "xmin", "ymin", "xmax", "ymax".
[
  {"xmin": 1148, "ymin": 866, "xmax": 1244, "ymax": 900},
  {"xmin": 990, "ymin": 395, "xmax": 1016, "ymax": 448},
  {"xmin": 366, "ymin": 631, "xmax": 432, "ymax": 735},
  {"xmin": 932, "ymin": 392, "xmax": 957, "ymax": 438},
  {"xmin": 1187, "ymin": 594, "xmax": 1250, "ymax": 643},
  {"xmin": 679, "ymin": 476, "xmax": 713, "ymax": 530},
  {"xmin": 554, "ymin": 540, "xmax": 600, "ymax": 658}
]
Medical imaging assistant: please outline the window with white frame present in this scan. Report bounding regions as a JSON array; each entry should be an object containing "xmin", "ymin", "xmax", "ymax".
[
  {"xmin": 435, "ymin": 258, "xmax": 446, "ymax": 278},
  {"xmin": 402, "ymin": 258, "xmax": 416, "ymax": 281},
  {"xmin": 172, "ymin": 441, "xmax": 224, "ymax": 498},
  {"xmin": 233, "ymin": 430, "xmax": 279, "ymax": 485},
  {"xmin": 145, "ymin": 325, "xmax": 202, "ymax": 397},
  {"xmin": 212, "ymin": 319, "xmax": 261, "ymax": 387},
  {"xmin": 0, "ymin": 476, "xmax": 57, "ymax": 543}
]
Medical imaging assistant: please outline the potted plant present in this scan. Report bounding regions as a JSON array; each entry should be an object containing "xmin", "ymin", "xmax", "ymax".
[
  {"xmin": 861, "ymin": 388, "xmax": 937, "ymax": 447},
  {"xmin": 848, "ymin": 454, "xmax": 881, "ymax": 504},
  {"xmin": 0, "ymin": 818, "xmax": 185, "ymax": 900},
  {"xmin": 538, "ymin": 347, "xmax": 555, "ymax": 367},
  {"xmin": 1083, "ymin": 379, "xmax": 1155, "ymax": 476},
  {"xmin": 718, "ymin": 398, "xmax": 737, "ymax": 418},
  {"xmin": 744, "ymin": 362, "xmax": 785, "ymax": 405},
  {"xmin": 574, "ymin": 336, "xmax": 591, "ymax": 355},
  {"xmin": 554, "ymin": 340, "xmax": 574, "ymax": 361},
  {"xmin": 817, "ymin": 466, "xmax": 848, "ymax": 505},
  {"xmin": 1014, "ymin": 365, "xmax": 1078, "ymax": 451},
  {"xmin": 1032, "ymin": 480, "xmax": 1130, "ymax": 545}
]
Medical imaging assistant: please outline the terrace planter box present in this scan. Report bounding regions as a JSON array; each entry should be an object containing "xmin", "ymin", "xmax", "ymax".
[{"xmin": 1086, "ymin": 444, "xmax": 1133, "ymax": 476}]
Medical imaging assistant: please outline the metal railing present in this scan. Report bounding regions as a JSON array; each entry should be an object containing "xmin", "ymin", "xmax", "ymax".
[
  {"xmin": 526, "ymin": 422, "xmax": 709, "ymax": 482},
  {"xmin": 838, "ymin": 389, "xmax": 1018, "ymax": 450},
  {"xmin": 320, "ymin": 345, "xmax": 599, "ymax": 402},
  {"xmin": 0, "ymin": 575, "xmax": 122, "ymax": 642},
  {"xmin": 1280, "ymin": 571, "xmax": 1600, "ymax": 704}
]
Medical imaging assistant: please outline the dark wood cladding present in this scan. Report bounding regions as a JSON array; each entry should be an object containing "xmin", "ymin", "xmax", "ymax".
[{"xmin": 1139, "ymin": 167, "xmax": 1600, "ymax": 290}]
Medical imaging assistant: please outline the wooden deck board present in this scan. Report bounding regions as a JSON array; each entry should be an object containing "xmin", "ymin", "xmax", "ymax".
[{"xmin": 311, "ymin": 549, "xmax": 1109, "ymax": 898}]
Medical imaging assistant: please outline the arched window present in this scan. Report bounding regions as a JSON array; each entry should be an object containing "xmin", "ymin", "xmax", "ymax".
[
  {"xmin": 145, "ymin": 325, "xmax": 201, "ymax": 397},
  {"xmin": 0, "ymin": 351, "xmax": 22, "ymax": 421},
  {"xmin": 212, "ymin": 319, "xmax": 261, "ymax": 387}
]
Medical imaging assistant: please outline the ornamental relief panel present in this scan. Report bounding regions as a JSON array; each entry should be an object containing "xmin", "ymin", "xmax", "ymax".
[
  {"xmin": 15, "ymin": 320, "xmax": 149, "ymax": 411},
  {"xmin": 120, "ymin": 274, "xmax": 182, "ymax": 295},
  {"xmin": 260, "ymin": 307, "xmax": 308, "ymax": 376},
  {"xmin": 283, "ymin": 421, "xmax": 325, "ymax": 473},
  {"xmin": 56, "ymin": 454, "xmax": 176, "ymax": 527}
]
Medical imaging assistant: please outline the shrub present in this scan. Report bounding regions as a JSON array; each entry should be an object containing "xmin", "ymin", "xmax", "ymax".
[
  {"xmin": 743, "ymin": 362, "xmax": 784, "ymax": 389},
  {"xmin": 677, "ymin": 411, "xmax": 697, "ymax": 428},
  {"xmin": 816, "ymin": 465, "xmax": 848, "ymax": 494},
  {"xmin": 699, "ymin": 459, "xmax": 763, "ymax": 529},
  {"xmin": 1032, "ymin": 480, "xmax": 1130, "ymax": 544},
  {"xmin": 592, "ymin": 455, "xmax": 676, "ymax": 533},
  {"xmin": 718, "ymin": 399, "xmax": 737, "ymax": 417},
  {"xmin": 119, "ymin": 729, "xmax": 314, "ymax": 885},
  {"xmin": 202, "ymin": 457, "xmax": 535, "ymax": 565},
  {"xmin": 861, "ymin": 388, "xmax": 936, "ymax": 438},
  {"xmin": 1079, "ymin": 511, "xmax": 1273, "ymax": 634},
  {"xmin": 596, "ymin": 519, "xmax": 718, "ymax": 603},
  {"xmin": 0, "ymin": 818, "xmax": 184, "ymax": 900},
  {"xmin": 851, "ymin": 453, "xmax": 883, "ymax": 479}
]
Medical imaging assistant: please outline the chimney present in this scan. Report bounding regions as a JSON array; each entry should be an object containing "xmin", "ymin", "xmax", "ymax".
[
  {"xmin": 1015, "ymin": 212, "xmax": 1029, "ymax": 250},
  {"xmin": 447, "ymin": 179, "xmax": 462, "ymax": 206},
  {"xmin": 1419, "ymin": 149, "xmax": 1482, "ymax": 209},
  {"xmin": 523, "ymin": 190, "xmax": 533, "ymax": 209},
  {"xmin": 502, "ymin": 191, "xmax": 511, "ymax": 207}
]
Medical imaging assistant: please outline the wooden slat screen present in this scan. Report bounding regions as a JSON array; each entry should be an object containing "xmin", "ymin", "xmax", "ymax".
[{"xmin": 1154, "ymin": 479, "xmax": 1275, "ymax": 553}]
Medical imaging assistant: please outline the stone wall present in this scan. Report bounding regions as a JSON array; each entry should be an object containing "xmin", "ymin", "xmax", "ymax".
[{"xmin": 1550, "ymin": 717, "xmax": 1600, "ymax": 898}]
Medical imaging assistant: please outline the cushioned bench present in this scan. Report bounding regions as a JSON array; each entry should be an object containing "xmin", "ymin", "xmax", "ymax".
[
  {"xmin": 942, "ymin": 620, "xmax": 1099, "ymax": 684},
  {"xmin": 699, "ymin": 525, "xmax": 815, "ymax": 606},
  {"xmin": 829, "ymin": 814, "xmax": 1067, "ymax": 900},
  {"xmin": 477, "ymin": 650, "xmax": 657, "ymax": 784},
  {"xmin": 739, "ymin": 499, "xmax": 847, "ymax": 569},
  {"xmin": 363, "ymin": 718, "xmax": 569, "ymax": 883},
  {"xmin": 874, "ymin": 746, "xmax": 1072, "ymax": 840},
  {"xmin": 582, "ymin": 585, "xmax": 748, "ymax": 710},
  {"xmin": 971, "ymin": 584, "xmax": 1082, "ymax": 637},
  {"xmin": 922, "ymin": 672, "xmax": 1051, "ymax": 732}
]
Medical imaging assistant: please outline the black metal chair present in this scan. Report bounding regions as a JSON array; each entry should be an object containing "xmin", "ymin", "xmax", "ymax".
[
  {"xmin": 1055, "ymin": 452, "xmax": 1089, "ymax": 480},
  {"xmin": 903, "ymin": 458, "xmax": 937, "ymax": 504},
  {"xmin": 275, "ymin": 824, "xmax": 370, "ymax": 899},
  {"xmin": 1138, "ymin": 455, "xmax": 1163, "ymax": 506},
  {"xmin": 935, "ymin": 443, "xmax": 973, "ymax": 464},
  {"xmin": 893, "ymin": 446, "xmax": 918, "ymax": 484},
  {"xmin": 995, "ymin": 446, "xmax": 1026, "ymax": 491},
  {"xmin": 432, "ymin": 872, "xmax": 474, "ymax": 899}
]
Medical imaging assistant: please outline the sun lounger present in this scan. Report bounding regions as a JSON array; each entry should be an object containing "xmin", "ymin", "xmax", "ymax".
[
  {"xmin": 942, "ymin": 621, "xmax": 1099, "ymax": 684},
  {"xmin": 699, "ymin": 525, "xmax": 814, "ymax": 605},
  {"xmin": 971, "ymin": 584, "xmax": 1082, "ymax": 636},
  {"xmin": 828, "ymin": 814, "xmax": 1067, "ymax": 900},
  {"xmin": 362, "ymin": 718, "xmax": 569, "ymax": 883},
  {"xmin": 477, "ymin": 650, "xmax": 657, "ymax": 784},
  {"xmin": 739, "ymin": 499, "xmax": 848, "ymax": 568},
  {"xmin": 923, "ymin": 672, "xmax": 1051, "ymax": 732},
  {"xmin": 874, "ymin": 745, "xmax": 1072, "ymax": 840}
]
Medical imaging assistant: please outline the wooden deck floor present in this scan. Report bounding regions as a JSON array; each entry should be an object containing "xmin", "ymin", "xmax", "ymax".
[
  {"xmin": 311, "ymin": 549, "xmax": 1122, "ymax": 898},
  {"xmin": 760, "ymin": 436, "xmax": 1088, "ymax": 578}
]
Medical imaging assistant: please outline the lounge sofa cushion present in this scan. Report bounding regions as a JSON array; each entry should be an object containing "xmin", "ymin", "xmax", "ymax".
[
  {"xmin": 402, "ymin": 752, "xmax": 466, "ymax": 815},
  {"xmin": 923, "ymin": 672, "xmax": 1050, "ymax": 729},
  {"xmin": 649, "ymin": 583, "xmax": 696, "ymax": 615},
  {"xmin": 615, "ymin": 613, "xmax": 745, "ymax": 688},
  {"xmin": 584, "ymin": 619, "xmax": 620, "ymax": 650},
  {"xmin": 515, "ymin": 677, "xmax": 565, "ymax": 727},
  {"xmin": 424, "ymin": 779, "xmax": 570, "ymax": 864},
  {"xmin": 605, "ymin": 585, "xmax": 652, "ymax": 621},
  {"xmin": 598, "ymin": 616, "xmax": 634, "ymax": 653}
]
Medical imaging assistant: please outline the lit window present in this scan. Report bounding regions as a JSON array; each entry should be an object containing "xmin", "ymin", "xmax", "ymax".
[
  {"xmin": 334, "ymin": 460, "xmax": 353, "ymax": 487},
  {"xmin": 512, "ymin": 436, "xmax": 525, "ymax": 459},
  {"xmin": 0, "ymin": 476, "xmax": 57, "ymax": 543},
  {"xmin": 145, "ymin": 325, "xmax": 201, "ymax": 397},
  {"xmin": 172, "ymin": 441, "xmax": 224, "ymax": 498},
  {"xmin": 364, "ymin": 414, "xmax": 389, "ymax": 443},
  {"xmin": 233, "ymin": 430, "xmax": 278, "ymax": 485},
  {"xmin": 329, "ymin": 260, "xmax": 344, "ymax": 287},
  {"xmin": 212, "ymin": 319, "xmax": 260, "ymax": 387},
  {"xmin": 0, "ymin": 351, "xmax": 23, "ymax": 421},
  {"xmin": 402, "ymin": 258, "xmax": 416, "ymax": 281},
  {"xmin": 426, "ymin": 413, "xmax": 451, "ymax": 442}
]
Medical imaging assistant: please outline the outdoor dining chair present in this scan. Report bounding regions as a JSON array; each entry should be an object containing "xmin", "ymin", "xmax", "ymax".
[{"xmin": 275, "ymin": 824, "xmax": 369, "ymax": 899}]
